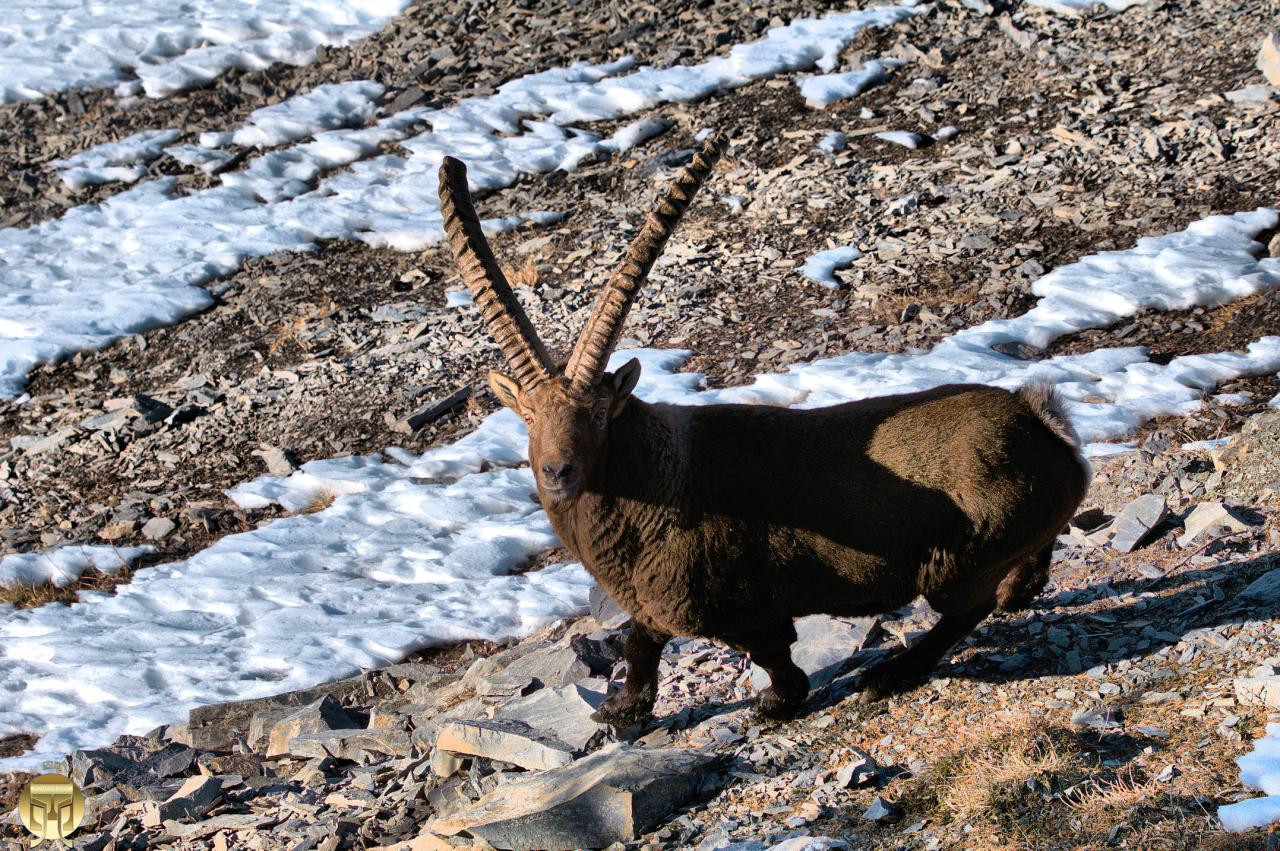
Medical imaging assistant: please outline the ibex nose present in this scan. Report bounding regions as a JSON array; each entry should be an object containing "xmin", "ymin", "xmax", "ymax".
[{"xmin": 540, "ymin": 461, "xmax": 574, "ymax": 482}]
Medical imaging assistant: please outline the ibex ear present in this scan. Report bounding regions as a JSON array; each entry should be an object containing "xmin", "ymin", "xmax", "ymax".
[
  {"xmin": 488, "ymin": 371, "xmax": 526, "ymax": 414},
  {"xmin": 609, "ymin": 358, "xmax": 642, "ymax": 418}
]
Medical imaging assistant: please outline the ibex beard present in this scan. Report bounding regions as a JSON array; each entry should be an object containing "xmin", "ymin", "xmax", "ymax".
[{"xmin": 436, "ymin": 132, "xmax": 1090, "ymax": 727}]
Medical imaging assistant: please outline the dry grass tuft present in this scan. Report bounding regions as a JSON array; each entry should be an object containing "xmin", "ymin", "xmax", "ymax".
[
  {"xmin": 506, "ymin": 256, "xmax": 539, "ymax": 288},
  {"xmin": 1062, "ymin": 765, "xmax": 1162, "ymax": 820},
  {"xmin": 297, "ymin": 490, "xmax": 336, "ymax": 515},
  {"xmin": 930, "ymin": 711, "xmax": 1075, "ymax": 825},
  {"xmin": 0, "ymin": 549, "xmax": 142, "ymax": 610},
  {"xmin": 267, "ymin": 301, "xmax": 337, "ymax": 355}
]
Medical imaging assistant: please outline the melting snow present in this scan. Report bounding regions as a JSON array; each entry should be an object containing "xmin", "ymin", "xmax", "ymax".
[
  {"xmin": 801, "ymin": 246, "xmax": 863, "ymax": 288},
  {"xmin": 1026, "ymin": 0, "xmax": 1148, "ymax": 15},
  {"xmin": 0, "ymin": 0, "xmax": 413, "ymax": 102},
  {"xmin": 51, "ymin": 129, "xmax": 183, "ymax": 190},
  {"xmin": 797, "ymin": 60, "xmax": 894, "ymax": 107},
  {"xmin": 0, "ymin": 545, "xmax": 152, "ymax": 588},
  {"xmin": 1220, "ymin": 724, "xmax": 1280, "ymax": 832},
  {"xmin": 197, "ymin": 80, "xmax": 387, "ymax": 149}
]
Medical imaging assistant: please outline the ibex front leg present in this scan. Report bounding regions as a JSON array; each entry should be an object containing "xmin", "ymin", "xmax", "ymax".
[{"xmin": 592, "ymin": 620, "xmax": 670, "ymax": 728}]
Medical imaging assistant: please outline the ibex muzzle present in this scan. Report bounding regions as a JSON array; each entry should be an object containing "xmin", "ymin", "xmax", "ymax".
[{"xmin": 435, "ymin": 133, "xmax": 1090, "ymax": 725}]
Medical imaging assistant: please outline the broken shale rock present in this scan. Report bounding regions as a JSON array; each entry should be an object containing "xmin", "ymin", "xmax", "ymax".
[
  {"xmin": 1108, "ymin": 494, "xmax": 1168, "ymax": 552},
  {"xmin": 266, "ymin": 694, "xmax": 357, "ymax": 757},
  {"xmin": 429, "ymin": 742, "xmax": 719, "ymax": 849},
  {"xmin": 436, "ymin": 718, "xmax": 576, "ymax": 771}
]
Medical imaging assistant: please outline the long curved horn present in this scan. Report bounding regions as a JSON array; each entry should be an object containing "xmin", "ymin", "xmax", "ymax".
[
  {"xmin": 438, "ymin": 156, "xmax": 555, "ymax": 390},
  {"xmin": 566, "ymin": 132, "xmax": 728, "ymax": 390}
]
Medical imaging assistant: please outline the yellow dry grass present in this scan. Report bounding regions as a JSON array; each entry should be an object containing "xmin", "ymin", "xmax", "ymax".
[
  {"xmin": 0, "ymin": 548, "xmax": 139, "ymax": 610},
  {"xmin": 296, "ymin": 490, "xmax": 336, "ymax": 515}
]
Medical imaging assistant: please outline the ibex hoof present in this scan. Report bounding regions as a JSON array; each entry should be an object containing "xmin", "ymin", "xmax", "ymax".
[
  {"xmin": 591, "ymin": 693, "xmax": 655, "ymax": 729},
  {"xmin": 858, "ymin": 667, "xmax": 913, "ymax": 703},
  {"xmin": 753, "ymin": 686, "xmax": 804, "ymax": 722}
]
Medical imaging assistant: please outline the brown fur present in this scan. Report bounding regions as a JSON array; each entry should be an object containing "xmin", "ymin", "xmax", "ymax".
[
  {"xmin": 493, "ymin": 374, "xmax": 1090, "ymax": 724},
  {"xmin": 438, "ymin": 136, "xmax": 1090, "ymax": 725}
]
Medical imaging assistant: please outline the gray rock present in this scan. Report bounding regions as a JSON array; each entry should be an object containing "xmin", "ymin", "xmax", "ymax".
[
  {"xmin": 1108, "ymin": 494, "xmax": 1167, "ymax": 552},
  {"xmin": 862, "ymin": 796, "xmax": 898, "ymax": 823},
  {"xmin": 589, "ymin": 584, "xmax": 630, "ymax": 629},
  {"xmin": 1177, "ymin": 501, "xmax": 1259, "ymax": 546},
  {"xmin": 141, "ymin": 516, "xmax": 176, "ymax": 540},
  {"xmin": 186, "ymin": 673, "xmax": 380, "ymax": 751},
  {"xmin": 834, "ymin": 748, "xmax": 878, "ymax": 788},
  {"xmin": 494, "ymin": 679, "xmax": 610, "ymax": 752},
  {"xmin": 287, "ymin": 728, "xmax": 415, "ymax": 762},
  {"xmin": 266, "ymin": 695, "xmax": 356, "ymax": 757},
  {"xmin": 751, "ymin": 615, "xmax": 880, "ymax": 689},
  {"xmin": 431, "ymin": 748, "xmax": 466, "ymax": 779},
  {"xmin": 1240, "ymin": 569, "xmax": 1280, "ymax": 604},
  {"xmin": 430, "ymin": 742, "xmax": 717, "ymax": 849},
  {"xmin": 252, "ymin": 446, "xmax": 298, "ymax": 477},
  {"xmin": 435, "ymin": 718, "xmax": 576, "ymax": 771},
  {"xmin": 1234, "ymin": 676, "xmax": 1280, "ymax": 708},
  {"xmin": 142, "ymin": 776, "xmax": 223, "ymax": 826},
  {"xmin": 391, "ymin": 386, "xmax": 471, "ymax": 433},
  {"xmin": 465, "ymin": 641, "xmax": 594, "ymax": 695},
  {"xmin": 1261, "ymin": 32, "xmax": 1280, "ymax": 86},
  {"xmin": 1224, "ymin": 84, "xmax": 1275, "ymax": 104}
]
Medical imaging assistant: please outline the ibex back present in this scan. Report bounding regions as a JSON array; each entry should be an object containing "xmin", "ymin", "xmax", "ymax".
[{"xmin": 435, "ymin": 133, "xmax": 1090, "ymax": 725}]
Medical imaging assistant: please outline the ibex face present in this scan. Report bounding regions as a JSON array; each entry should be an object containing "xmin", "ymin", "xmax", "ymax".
[
  {"xmin": 437, "ymin": 133, "xmax": 725, "ymax": 504},
  {"xmin": 488, "ymin": 363, "xmax": 640, "ymax": 505}
]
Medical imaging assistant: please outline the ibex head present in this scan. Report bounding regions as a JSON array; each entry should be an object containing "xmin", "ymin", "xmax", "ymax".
[{"xmin": 437, "ymin": 133, "xmax": 727, "ymax": 506}]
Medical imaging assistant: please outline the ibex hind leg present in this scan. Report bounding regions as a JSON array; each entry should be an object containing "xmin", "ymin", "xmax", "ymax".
[
  {"xmin": 996, "ymin": 544, "xmax": 1053, "ymax": 612},
  {"xmin": 859, "ymin": 602, "xmax": 993, "ymax": 703},
  {"xmin": 592, "ymin": 620, "xmax": 670, "ymax": 729},
  {"xmin": 736, "ymin": 624, "xmax": 809, "ymax": 722}
]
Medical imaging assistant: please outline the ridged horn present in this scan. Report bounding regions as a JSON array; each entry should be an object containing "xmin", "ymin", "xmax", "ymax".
[
  {"xmin": 566, "ymin": 132, "xmax": 729, "ymax": 390},
  {"xmin": 438, "ymin": 156, "xmax": 555, "ymax": 390}
]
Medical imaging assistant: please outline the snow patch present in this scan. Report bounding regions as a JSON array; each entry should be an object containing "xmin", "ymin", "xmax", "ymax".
[
  {"xmin": 801, "ymin": 246, "xmax": 863, "ymax": 289},
  {"xmin": 1220, "ymin": 723, "xmax": 1280, "ymax": 832},
  {"xmin": 797, "ymin": 60, "xmax": 893, "ymax": 107},
  {"xmin": 51, "ymin": 129, "xmax": 182, "ymax": 190},
  {"xmin": 198, "ymin": 80, "xmax": 386, "ymax": 149},
  {"xmin": 0, "ymin": 545, "xmax": 153, "ymax": 588},
  {"xmin": 1026, "ymin": 0, "xmax": 1147, "ymax": 14},
  {"xmin": 874, "ymin": 130, "xmax": 928, "ymax": 149},
  {"xmin": 0, "ymin": 0, "xmax": 413, "ymax": 102}
]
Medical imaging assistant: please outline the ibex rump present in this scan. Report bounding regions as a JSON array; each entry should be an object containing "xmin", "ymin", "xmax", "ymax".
[{"xmin": 435, "ymin": 133, "xmax": 1090, "ymax": 725}]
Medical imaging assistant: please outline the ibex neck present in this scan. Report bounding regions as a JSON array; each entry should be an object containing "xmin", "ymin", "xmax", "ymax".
[{"xmin": 544, "ymin": 399, "xmax": 686, "ymax": 569}]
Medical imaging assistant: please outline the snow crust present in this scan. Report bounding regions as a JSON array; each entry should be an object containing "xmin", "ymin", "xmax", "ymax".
[
  {"xmin": 0, "ymin": 546, "xmax": 152, "ymax": 588},
  {"xmin": 197, "ymin": 80, "xmax": 386, "ymax": 149},
  {"xmin": 1026, "ymin": 0, "xmax": 1147, "ymax": 14},
  {"xmin": 0, "ymin": 2, "xmax": 926, "ymax": 398},
  {"xmin": 797, "ymin": 60, "xmax": 892, "ymax": 107},
  {"xmin": 0, "ymin": 0, "xmax": 412, "ymax": 102},
  {"xmin": 51, "ymin": 129, "xmax": 182, "ymax": 190},
  {"xmin": 1221, "ymin": 724, "xmax": 1280, "ymax": 831},
  {"xmin": 801, "ymin": 246, "xmax": 863, "ymax": 288}
]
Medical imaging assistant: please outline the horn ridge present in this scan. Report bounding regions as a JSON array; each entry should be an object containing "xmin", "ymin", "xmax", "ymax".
[
  {"xmin": 566, "ymin": 131, "xmax": 728, "ymax": 388},
  {"xmin": 438, "ymin": 156, "xmax": 555, "ymax": 389}
]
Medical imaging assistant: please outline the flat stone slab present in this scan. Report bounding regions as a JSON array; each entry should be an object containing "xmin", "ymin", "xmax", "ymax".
[
  {"xmin": 1177, "ymin": 500, "xmax": 1259, "ymax": 547},
  {"xmin": 494, "ymin": 679, "xmax": 610, "ymax": 752},
  {"xmin": 435, "ymin": 719, "xmax": 576, "ymax": 771},
  {"xmin": 287, "ymin": 728, "xmax": 415, "ymax": 763},
  {"xmin": 1108, "ymin": 494, "xmax": 1168, "ymax": 552},
  {"xmin": 265, "ymin": 694, "xmax": 356, "ymax": 757},
  {"xmin": 429, "ymin": 742, "xmax": 717, "ymax": 849},
  {"xmin": 751, "ymin": 615, "xmax": 881, "ymax": 689}
]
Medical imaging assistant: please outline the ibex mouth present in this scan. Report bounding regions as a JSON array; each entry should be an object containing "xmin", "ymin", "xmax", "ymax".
[{"xmin": 540, "ymin": 482, "xmax": 582, "ymax": 505}]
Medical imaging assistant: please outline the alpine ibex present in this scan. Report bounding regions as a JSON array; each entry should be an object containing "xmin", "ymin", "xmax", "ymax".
[{"xmin": 435, "ymin": 132, "xmax": 1090, "ymax": 726}]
